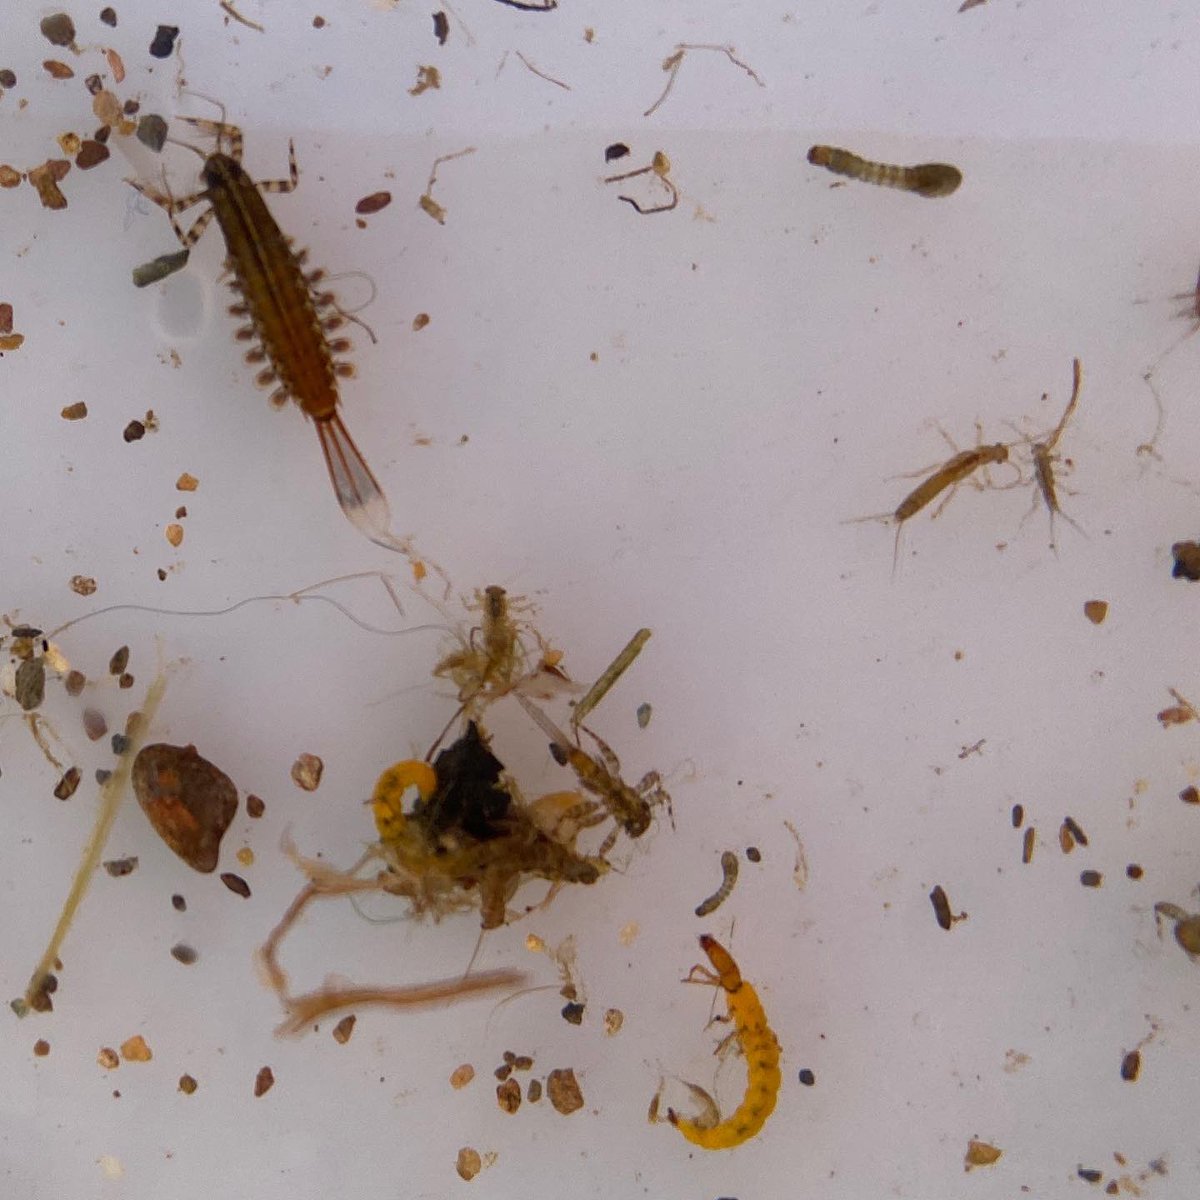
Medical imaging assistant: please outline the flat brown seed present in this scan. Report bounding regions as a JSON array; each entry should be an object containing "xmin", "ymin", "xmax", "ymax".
[
  {"xmin": 108, "ymin": 646, "xmax": 130, "ymax": 676},
  {"xmin": 220, "ymin": 872, "xmax": 251, "ymax": 898},
  {"xmin": 170, "ymin": 943, "xmax": 197, "ymax": 965},
  {"xmin": 253, "ymin": 1065, "xmax": 275, "ymax": 1096},
  {"xmin": 132, "ymin": 743, "xmax": 239, "ymax": 873},
  {"xmin": 1120, "ymin": 1050, "xmax": 1140, "ymax": 1081},
  {"xmin": 331, "ymin": 1015, "xmax": 356, "ymax": 1044},
  {"xmin": 75, "ymin": 140, "xmax": 110, "ymax": 170},
  {"xmin": 42, "ymin": 60, "xmax": 74, "ymax": 80},
  {"xmin": 527, "ymin": 1078, "xmax": 542, "ymax": 1102},
  {"xmin": 355, "ymin": 190, "xmax": 392, "ymax": 215},
  {"xmin": 449, "ymin": 1064, "xmax": 475, "ymax": 1089},
  {"xmin": 929, "ymin": 884, "xmax": 953, "ymax": 931}
]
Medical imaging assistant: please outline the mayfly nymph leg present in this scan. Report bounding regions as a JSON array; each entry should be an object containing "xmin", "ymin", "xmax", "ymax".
[
  {"xmin": 666, "ymin": 935, "xmax": 781, "ymax": 1150},
  {"xmin": 807, "ymin": 144, "xmax": 962, "ymax": 198},
  {"xmin": 127, "ymin": 114, "xmax": 406, "ymax": 554}
]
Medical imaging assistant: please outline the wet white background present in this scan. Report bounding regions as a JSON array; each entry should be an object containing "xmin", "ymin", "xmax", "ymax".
[{"xmin": 2, "ymin": 1, "xmax": 1199, "ymax": 1197}]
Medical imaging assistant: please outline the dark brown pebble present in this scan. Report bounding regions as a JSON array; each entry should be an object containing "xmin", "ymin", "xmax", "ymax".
[
  {"xmin": 40, "ymin": 14, "xmax": 77, "ymax": 47},
  {"xmin": 561, "ymin": 1001, "xmax": 584, "ymax": 1025},
  {"xmin": 605, "ymin": 143, "xmax": 630, "ymax": 162},
  {"xmin": 83, "ymin": 708, "xmax": 107, "ymax": 741},
  {"xmin": 100, "ymin": 7, "xmax": 117, "ymax": 27},
  {"xmin": 111, "ymin": 733, "xmax": 131, "ymax": 756},
  {"xmin": 1126, "ymin": 864, "xmax": 1143, "ymax": 880},
  {"xmin": 122, "ymin": 419, "xmax": 146, "ymax": 442},
  {"xmin": 170, "ymin": 943, "xmax": 198, "ymax": 965},
  {"xmin": 149, "ymin": 25, "xmax": 180, "ymax": 58},
  {"xmin": 123, "ymin": 98, "xmax": 139, "ymax": 115},
  {"xmin": 494, "ymin": 1063, "xmax": 512, "ymax": 1081},
  {"xmin": 1077, "ymin": 1168, "xmax": 1102, "ymax": 1184},
  {"xmin": 798, "ymin": 1068, "xmax": 815, "ymax": 1085},
  {"xmin": 246, "ymin": 794, "xmax": 265, "ymax": 818},
  {"xmin": 93, "ymin": 125, "xmax": 110, "ymax": 144},
  {"xmin": 433, "ymin": 10, "xmax": 448, "ymax": 43},
  {"xmin": 220, "ymin": 872, "xmax": 251, "ymax": 898},
  {"xmin": 1171, "ymin": 541, "xmax": 1200, "ymax": 581},
  {"xmin": 136, "ymin": 114, "xmax": 168, "ymax": 153},
  {"xmin": 1120, "ymin": 1049, "xmax": 1140, "ymax": 1081},
  {"xmin": 54, "ymin": 767, "xmax": 81, "ymax": 800},
  {"xmin": 0, "ymin": 70, "xmax": 16, "ymax": 88},
  {"xmin": 118, "ymin": 673, "xmax": 134, "ymax": 689},
  {"xmin": 253, "ymin": 1065, "xmax": 274, "ymax": 1096},
  {"xmin": 331, "ymin": 1015, "xmax": 356, "ymax": 1044},
  {"xmin": 178, "ymin": 1073, "xmax": 198, "ymax": 1094},
  {"xmin": 929, "ymin": 884, "xmax": 953, "ymax": 931},
  {"xmin": 171, "ymin": 893, "xmax": 186, "ymax": 911},
  {"xmin": 745, "ymin": 846, "xmax": 761, "ymax": 863},
  {"xmin": 1011, "ymin": 803, "xmax": 1024, "ymax": 828},
  {"xmin": 1080, "ymin": 870, "xmax": 1103, "ymax": 888},
  {"xmin": 1180, "ymin": 785, "xmax": 1199, "ymax": 804},
  {"xmin": 108, "ymin": 645, "xmax": 129, "ymax": 676},
  {"xmin": 85, "ymin": 73, "xmax": 104, "ymax": 95}
]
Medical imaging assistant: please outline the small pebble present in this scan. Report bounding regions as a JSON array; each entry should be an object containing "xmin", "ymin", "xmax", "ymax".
[
  {"xmin": 290, "ymin": 753, "xmax": 324, "ymax": 791},
  {"xmin": 108, "ymin": 646, "xmax": 129, "ymax": 676},
  {"xmin": 253, "ymin": 1065, "xmax": 275, "ymax": 1097},
  {"xmin": 33, "ymin": 1039, "xmax": 50, "ymax": 1057},
  {"xmin": 97, "ymin": 1047, "xmax": 120, "ymax": 1069},
  {"xmin": 745, "ymin": 845, "xmax": 761, "ymax": 862},
  {"xmin": 40, "ymin": 15, "xmax": 77, "ymax": 47},
  {"xmin": 61, "ymin": 402, "xmax": 88, "ymax": 420},
  {"xmin": 171, "ymin": 893, "xmax": 186, "ymax": 911},
  {"xmin": 83, "ymin": 708, "xmax": 108, "ymax": 741},
  {"xmin": 1120, "ymin": 1050, "xmax": 1140, "ymax": 1082},
  {"xmin": 120, "ymin": 1035, "xmax": 152, "ymax": 1063},
  {"xmin": 170, "ymin": 943, "xmax": 198, "ymax": 965},
  {"xmin": 1080, "ymin": 870, "xmax": 1103, "ymax": 888},
  {"xmin": 332, "ymin": 1015, "xmax": 356, "ymax": 1044},
  {"xmin": 100, "ymin": 8, "xmax": 118, "ymax": 27},
  {"xmin": 64, "ymin": 669, "xmax": 86, "ymax": 696},
  {"xmin": 355, "ymin": 190, "xmax": 392, "ymax": 215},
  {"xmin": 1126, "ymin": 864, "xmax": 1143, "ymax": 880},
  {"xmin": 149, "ymin": 25, "xmax": 180, "ymax": 58},
  {"xmin": 449, "ymin": 1064, "xmax": 475, "ymax": 1089},
  {"xmin": 75, "ymin": 140, "xmax": 110, "ymax": 170},
  {"xmin": 111, "ymin": 733, "xmax": 131, "ymax": 756},
  {"xmin": 798, "ymin": 1068, "xmax": 815, "ymax": 1086},
  {"xmin": 246, "ymin": 794, "xmax": 265, "ymax": 818},
  {"xmin": 455, "ymin": 1147, "xmax": 481, "ymax": 1182},
  {"xmin": 546, "ymin": 1067, "xmax": 584, "ymax": 1115},
  {"xmin": 123, "ymin": 420, "xmax": 146, "ymax": 443},
  {"xmin": 561, "ymin": 1001, "xmax": 584, "ymax": 1025},
  {"xmin": 178, "ymin": 1074, "xmax": 198, "ymax": 1094},
  {"xmin": 136, "ymin": 114, "xmax": 168, "ymax": 153},
  {"xmin": 0, "ymin": 69, "xmax": 17, "ymax": 88}
]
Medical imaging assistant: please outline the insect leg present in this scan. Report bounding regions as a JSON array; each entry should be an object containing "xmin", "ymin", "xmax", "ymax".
[{"xmin": 258, "ymin": 139, "xmax": 299, "ymax": 195}]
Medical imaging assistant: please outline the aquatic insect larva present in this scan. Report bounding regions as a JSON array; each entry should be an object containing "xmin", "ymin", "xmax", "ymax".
[
  {"xmin": 694, "ymin": 851, "xmax": 739, "ymax": 917},
  {"xmin": 666, "ymin": 935, "xmax": 781, "ymax": 1150},
  {"xmin": 128, "ymin": 114, "xmax": 402, "ymax": 552},
  {"xmin": 807, "ymin": 145, "xmax": 962, "ymax": 198},
  {"xmin": 1018, "ymin": 358, "xmax": 1085, "ymax": 547},
  {"xmin": 849, "ymin": 427, "xmax": 1014, "ymax": 573}
]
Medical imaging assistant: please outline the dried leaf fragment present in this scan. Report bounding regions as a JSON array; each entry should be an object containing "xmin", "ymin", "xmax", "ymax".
[
  {"xmin": 28, "ymin": 160, "xmax": 71, "ymax": 211},
  {"xmin": 409, "ymin": 65, "xmax": 440, "ymax": 96}
]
